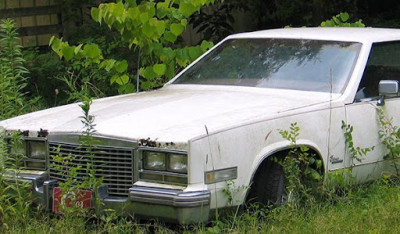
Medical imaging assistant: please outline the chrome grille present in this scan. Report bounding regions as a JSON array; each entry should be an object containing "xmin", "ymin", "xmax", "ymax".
[{"xmin": 48, "ymin": 141, "xmax": 134, "ymax": 197}]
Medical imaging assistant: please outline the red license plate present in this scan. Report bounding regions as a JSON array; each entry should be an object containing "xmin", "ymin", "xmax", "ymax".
[{"xmin": 53, "ymin": 187, "xmax": 92, "ymax": 214}]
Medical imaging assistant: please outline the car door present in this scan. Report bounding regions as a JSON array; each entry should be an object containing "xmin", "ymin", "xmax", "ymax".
[{"xmin": 344, "ymin": 41, "xmax": 400, "ymax": 181}]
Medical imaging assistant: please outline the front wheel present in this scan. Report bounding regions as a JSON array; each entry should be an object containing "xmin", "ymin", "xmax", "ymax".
[{"xmin": 246, "ymin": 159, "xmax": 286, "ymax": 207}]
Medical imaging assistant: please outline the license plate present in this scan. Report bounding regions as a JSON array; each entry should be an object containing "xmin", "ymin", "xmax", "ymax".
[{"xmin": 53, "ymin": 187, "xmax": 92, "ymax": 214}]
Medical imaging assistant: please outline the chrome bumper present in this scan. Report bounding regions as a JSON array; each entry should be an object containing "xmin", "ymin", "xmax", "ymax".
[
  {"xmin": 129, "ymin": 186, "xmax": 211, "ymax": 224},
  {"xmin": 4, "ymin": 171, "xmax": 211, "ymax": 224}
]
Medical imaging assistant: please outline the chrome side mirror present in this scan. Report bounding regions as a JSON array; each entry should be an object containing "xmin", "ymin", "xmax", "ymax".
[{"xmin": 377, "ymin": 80, "xmax": 399, "ymax": 106}]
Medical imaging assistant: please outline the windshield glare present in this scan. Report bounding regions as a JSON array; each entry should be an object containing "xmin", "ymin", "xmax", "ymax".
[{"xmin": 173, "ymin": 39, "xmax": 361, "ymax": 93}]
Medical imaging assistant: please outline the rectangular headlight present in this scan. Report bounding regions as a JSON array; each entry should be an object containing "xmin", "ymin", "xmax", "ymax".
[
  {"xmin": 143, "ymin": 151, "xmax": 166, "ymax": 170},
  {"xmin": 9, "ymin": 140, "xmax": 26, "ymax": 156},
  {"xmin": 28, "ymin": 141, "xmax": 46, "ymax": 159},
  {"xmin": 140, "ymin": 149, "xmax": 188, "ymax": 185},
  {"xmin": 168, "ymin": 153, "xmax": 187, "ymax": 173}
]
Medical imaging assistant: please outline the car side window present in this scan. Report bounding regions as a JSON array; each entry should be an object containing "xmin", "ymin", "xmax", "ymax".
[{"xmin": 355, "ymin": 41, "xmax": 400, "ymax": 102}]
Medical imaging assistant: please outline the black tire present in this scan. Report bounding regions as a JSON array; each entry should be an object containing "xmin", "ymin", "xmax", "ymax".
[{"xmin": 246, "ymin": 159, "xmax": 286, "ymax": 207}]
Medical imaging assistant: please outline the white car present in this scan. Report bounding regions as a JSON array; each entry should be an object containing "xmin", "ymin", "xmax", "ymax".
[{"xmin": 1, "ymin": 27, "xmax": 399, "ymax": 223}]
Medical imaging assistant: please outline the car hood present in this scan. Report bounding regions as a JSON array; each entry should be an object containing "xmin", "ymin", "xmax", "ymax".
[{"xmin": 0, "ymin": 85, "xmax": 338, "ymax": 143}]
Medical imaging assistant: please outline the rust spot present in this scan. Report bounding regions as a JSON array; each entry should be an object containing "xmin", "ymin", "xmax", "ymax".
[
  {"xmin": 138, "ymin": 138, "xmax": 157, "ymax": 147},
  {"xmin": 21, "ymin": 130, "xmax": 29, "ymax": 136},
  {"xmin": 38, "ymin": 129, "xmax": 49, "ymax": 137}
]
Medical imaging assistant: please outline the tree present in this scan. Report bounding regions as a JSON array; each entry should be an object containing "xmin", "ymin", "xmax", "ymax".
[{"xmin": 50, "ymin": 0, "xmax": 215, "ymax": 93}]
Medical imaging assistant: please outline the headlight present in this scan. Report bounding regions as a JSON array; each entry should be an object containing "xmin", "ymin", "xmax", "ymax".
[
  {"xmin": 7, "ymin": 137, "xmax": 46, "ymax": 170},
  {"xmin": 29, "ymin": 141, "xmax": 46, "ymax": 159},
  {"xmin": 168, "ymin": 154, "xmax": 187, "ymax": 173},
  {"xmin": 140, "ymin": 150, "xmax": 188, "ymax": 185},
  {"xmin": 143, "ymin": 151, "xmax": 166, "ymax": 170},
  {"xmin": 9, "ymin": 140, "xmax": 26, "ymax": 156}
]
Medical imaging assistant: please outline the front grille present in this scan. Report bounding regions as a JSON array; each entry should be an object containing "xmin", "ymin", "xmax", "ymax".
[{"xmin": 48, "ymin": 142, "xmax": 134, "ymax": 197}]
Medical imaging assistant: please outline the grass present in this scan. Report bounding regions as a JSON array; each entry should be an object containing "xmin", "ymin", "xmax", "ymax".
[{"xmin": 1, "ymin": 179, "xmax": 399, "ymax": 233}]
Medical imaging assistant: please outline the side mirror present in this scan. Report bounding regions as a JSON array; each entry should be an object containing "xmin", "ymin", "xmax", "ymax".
[
  {"xmin": 379, "ymin": 80, "xmax": 399, "ymax": 97},
  {"xmin": 377, "ymin": 80, "xmax": 399, "ymax": 106}
]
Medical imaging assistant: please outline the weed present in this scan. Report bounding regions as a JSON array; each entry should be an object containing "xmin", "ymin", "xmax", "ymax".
[
  {"xmin": 50, "ymin": 97, "xmax": 104, "ymax": 217},
  {"xmin": 277, "ymin": 122, "xmax": 323, "ymax": 207},
  {"xmin": 341, "ymin": 120, "xmax": 375, "ymax": 166},
  {"xmin": 0, "ymin": 19, "xmax": 39, "ymax": 120},
  {"xmin": 0, "ymin": 131, "xmax": 34, "ymax": 231},
  {"xmin": 377, "ymin": 108, "xmax": 400, "ymax": 176}
]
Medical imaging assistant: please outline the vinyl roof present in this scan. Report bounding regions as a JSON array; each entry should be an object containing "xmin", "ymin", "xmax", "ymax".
[{"xmin": 229, "ymin": 27, "xmax": 400, "ymax": 43}]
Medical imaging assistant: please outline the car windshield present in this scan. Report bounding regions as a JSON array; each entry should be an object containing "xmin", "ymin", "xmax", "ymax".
[{"xmin": 173, "ymin": 39, "xmax": 361, "ymax": 93}]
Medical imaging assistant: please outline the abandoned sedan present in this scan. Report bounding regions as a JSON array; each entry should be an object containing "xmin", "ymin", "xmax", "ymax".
[{"xmin": 1, "ymin": 28, "xmax": 400, "ymax": 224}]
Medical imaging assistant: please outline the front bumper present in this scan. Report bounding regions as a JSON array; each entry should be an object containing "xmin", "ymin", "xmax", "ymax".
[
  {"xmin": 4, "ymin": 171, "xmax": 211, "ymax": 224},
  {"xmin": 129, "ymin": 186, "xmax": 211, "ymax": 224}
]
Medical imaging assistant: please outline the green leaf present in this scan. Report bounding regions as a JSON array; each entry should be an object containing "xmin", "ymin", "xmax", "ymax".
[
  {"xmin": 339, "ymin": 12, "xmax": 349, "ymax": 22},
  {"xmin": 164, "ymin": 31, "xmax": 177, "ymax": 43},
  {"xmin": 112, "ymin": 74, "xmax": 130, "ymax": 85},
  {"xmin": 61, "ymin": 46, "xmax": 74, "ymax": 61},
  {"xmin": 140, "ymin": 66, "xmax": 157, "ymax": 79},
  {"xmin": 115, "ymin": 60, "xmax": 128, "ymax": 73},
  {"xmin": 179, "ymin": 1, "xmax": 197, "ymax": 17},
  {"xmin": 200, "ymin": 40, "xmax": 213, "ymax": 51},
  {"xmin": 110, "ymin": 74, "xmax": 118, "ymax": 84},
  {"xmin": 74, "ymin": 44, "xmax": 83, "ymax": 54},
  {"xmin": 49, "ymin": 35, "xmax": 55, "ymax": 46},
  {"xmin": 112, "ymin": 1, "xmax": 125, "ymax": 19},
  {"xmin": 140, "ymin": 12, "xmax": 149, "ymax": 24},
  {"xmin": 119, "ymin": 74, "xmax": 130, "ymax": 85},
  {"xmin": 153, "ymin": 64, "xmax": 167, "ymax": 76},
  {"xmin": 170, "ymin": 23, "xmax": 185, "ymax": 36},
  {"xmin": 118, "ymin": 83, "xmax": 135, "ymax": 94},
  {"xmin": 105, "ymin": 59, "xmax": 116, "ymax": 72},
  {"xmin": 91, "ymin": 7, "xmax": 101, "ymax": 22},
  {"xmin": 188, "ymin": 46, "xmax": 201, "ymax": 60},
  {"xmin": 153, "ymin": 19, "xmax": 166, "ymax": 36},
  {"xmin": 83, "ymin": 44, "xmax": 101, "ymax": 59},
  {"xmin": 142, "ymin": 23, "xmax": 154, "ymax": 38},
  {"xmin": 127, "ymin": 7, "xmax": 140, "ymax": 21},
  {"xmin": 165, "ymin": 61, "xmax": 176, "ymax": 79}
]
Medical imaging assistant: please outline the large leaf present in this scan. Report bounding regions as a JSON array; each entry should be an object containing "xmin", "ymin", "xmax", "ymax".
[
  {"xmin": 114, "ymin": 60, "xmax": 128, "ymax": 73},
  {"xmin": 170, "ymin": 23, "xmax": 185, "ymax": 36},
  {"xmin": 153, "ymin": 64, "xmax": 167, "ymax": 76},
  {"xmin": 61, "ymin": 46, "xmax": 74, "ymax": 61},
  {"xmin": 164, "ymin": 31, "xmax": 177, "ymax": 43},
  {"xmin": 91, "ymin": 7, "xmax": 101, "ymax": 22},
  {"xmin": 179, "ymin": 1, "xmax": 197, "ymax": 17},
  {"xmin": 83, "ymin": 44, "xmax": 101, "ymax": 59}
]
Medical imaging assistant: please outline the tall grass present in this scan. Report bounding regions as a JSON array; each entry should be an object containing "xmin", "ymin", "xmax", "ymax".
[{"xmin": 0, "ymin": 178, "xmax": 397, "ymax": 233}]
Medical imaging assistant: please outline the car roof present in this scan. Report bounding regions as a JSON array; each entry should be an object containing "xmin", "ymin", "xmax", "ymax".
[{"xmin": 228, "ymin": 27, "xmax": 400, "ymax": 43}]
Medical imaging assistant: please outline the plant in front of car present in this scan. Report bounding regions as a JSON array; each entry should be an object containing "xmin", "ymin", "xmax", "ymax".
[
  {"xmin": 50, "ymin": 97, "xmax": 104, "ymax": 218},
  {"xmin": 322, "ymin": 121, "xmax": 376, "ymax": 202},
  {"xmin": 0, "ymin": 131, "xmax": 34, "ymax": 231},
  {"xmin": 341, "ymin": 121, "xmax": 375, "ymax": 167},
  {"xmin": 376, "ymin": 108, "xmax": 400, "ymax": 176},
  {"xmin": 277, "ymin": 122, "xmax": 323, "ymax": 208}
]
